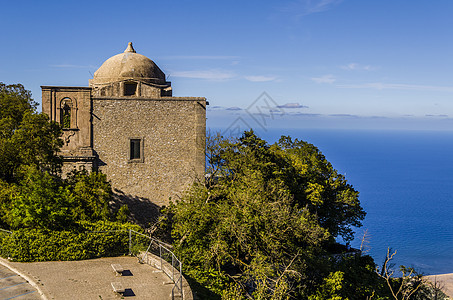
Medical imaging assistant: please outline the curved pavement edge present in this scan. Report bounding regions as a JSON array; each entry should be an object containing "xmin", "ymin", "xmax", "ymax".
[{"xmin": 0, "ymin": 257, "xmax": 48, "ymax": 300}]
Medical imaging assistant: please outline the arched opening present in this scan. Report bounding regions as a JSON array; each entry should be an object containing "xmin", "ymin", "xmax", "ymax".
[{"xmin": 60, "ymin": 98, "xmax": 73, "ymax": 128}]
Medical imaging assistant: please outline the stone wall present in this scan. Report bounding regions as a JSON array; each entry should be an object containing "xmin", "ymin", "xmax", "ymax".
[
  {"xmin": 41, "ymin": 86, "xmax": 95, "ymax": 174},
  {"xmin": 92, "ymin": 97, "xmax": 206, "ymax": 207}
]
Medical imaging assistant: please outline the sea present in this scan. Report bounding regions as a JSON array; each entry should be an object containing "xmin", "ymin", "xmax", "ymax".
[{"xmin": 210, "ymin": 127, "xmax": 453, "ymax": 275}]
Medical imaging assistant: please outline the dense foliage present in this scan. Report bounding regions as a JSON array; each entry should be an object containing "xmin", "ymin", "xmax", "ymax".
[
  {"xmin": 166, "ymin": 131, "xmax": 445, "ymax": 299},
  {"xmin": 0, "ymin": 82, "xmax": 128, "ymax": 230},
  {"xmin": 0, "ymin": 83, "xmax": 62, "ymax": 182},
  {"xmin": 0, "ymin": 167, "xmax": 119, "ymax": 230},
  {"xmin": 0, "ymin": 82, "xmax": 134, "ymax": 262},
  {"xmin": 0, "ymin": 221, "xmax": 140, "ymax": 262}
]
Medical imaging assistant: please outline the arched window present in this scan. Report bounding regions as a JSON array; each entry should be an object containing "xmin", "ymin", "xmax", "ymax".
[{"xmin": 60, "ymin": 98, "xmax": 73, "ymax": 128}]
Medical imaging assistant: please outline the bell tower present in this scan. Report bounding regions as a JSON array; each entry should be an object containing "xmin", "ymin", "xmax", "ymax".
[{"xmin": 41, "ymin": 85, "xmax": 95, "ymax": 173}]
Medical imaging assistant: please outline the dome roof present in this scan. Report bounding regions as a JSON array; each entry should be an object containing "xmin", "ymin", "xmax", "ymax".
[{"xmin": 92, "ymin": 42, "xmax": 166, "ymax": 85}]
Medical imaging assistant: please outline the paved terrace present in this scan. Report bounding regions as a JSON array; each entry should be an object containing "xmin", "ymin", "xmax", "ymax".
[
  {"xmin": 0, "ymin": 256, "xmax": 180, "ymax": 299},
  {"xmin": 0, "ymin": 263, "xmax": 41, "ymax": 300}
]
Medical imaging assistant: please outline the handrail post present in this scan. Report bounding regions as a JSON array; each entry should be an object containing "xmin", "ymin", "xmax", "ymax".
[
  {"xmin": 159, "ymin": 244, "xmax": 162, "ymax": 270},
  {"xmin": 180, "ymin": 261, "xmax": 182, "ymax": 296},
  {"xmin": 128, "ymin": 229, "xmax": 132, "ymax": 255},
  {"xmin": 9, "ymin": 231, "xmax": 13, "ymax": 259},
  {"xmin": 172, "ymin": 254, "xmax": 175, "ymax": 281}
]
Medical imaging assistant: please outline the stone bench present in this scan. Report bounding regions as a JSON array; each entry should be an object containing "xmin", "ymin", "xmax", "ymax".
[
  {"xmin": 111, "ymin": 264, "xmax": 124, "ymax": 276},
  {"xmin": 111, "ymin": 281, "xmax": 125, "ymax": 294}
]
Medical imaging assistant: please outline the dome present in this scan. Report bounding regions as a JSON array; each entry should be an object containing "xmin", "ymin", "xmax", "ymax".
[{"xmin": 92, "ymin": 42, "xmax": 166, "ymax": 85}]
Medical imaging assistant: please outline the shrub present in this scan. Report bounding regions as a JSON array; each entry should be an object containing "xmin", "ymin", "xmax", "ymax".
[{"xmin": 0, "ymin": 220, "xmax": 141, "ymax": 262}]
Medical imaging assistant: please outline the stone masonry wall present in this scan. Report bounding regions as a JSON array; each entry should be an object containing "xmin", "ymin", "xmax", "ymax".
[
  {"xmin": 92, "ymin": 97, "xmax": 206, "ymax": 207},
  {"xmin": 41, "ymin": 86, "xmax": 95, "ymax": 175}
]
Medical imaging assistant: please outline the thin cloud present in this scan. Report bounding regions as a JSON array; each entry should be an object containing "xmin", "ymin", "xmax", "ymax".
[
  {"xmin": 311, "ymin": 74, "xmax": 336, "ymax": 84},
  {"xmin": 337, "ymin": 82, "xmax": 453, "ymax": 92},
  {"xmin": 51, "ymin": 64, "xmax": 96, "ymax": 69},
  {"xmin": 208, "ymin": 106, "xmax": 226, "ymax": 110},
  {"xmin": 171, "ymin": 70, "xmax": 236, "ymax": 80},
  {"xmin": 425, "ymin": 114, "xmax": 449, "ymax": 118},
  {"xmin": 226, "ymin": 107, "xmax": 243, "ymax": 111},
  {"xmin": 277, "ymin": 103, "xmax": 309, "ymax": 109},
  {"xmin": 289, "ymin": 112, "xmax": 322, "ymax": 117},
  {"xmin": 160, "ymin": 55, "xmax": 240, "ymax": 60},
  {"xmin": 284, "ymin": 0, "xmax": 343, "ymax": 17},
  {"xmin": 244, "ymin": 75, "xmax": 277, "ymax": 82},
  {"xmin": 341, "ymin": 63, "xmax": 376, "ymax": 71},
  {"xmin": 369, "ymin": 115, "xmax": 389, "ymax": 119},
  {"xmin": 328, "ymin": 113, "xmax": 359, "ymax": 118}
]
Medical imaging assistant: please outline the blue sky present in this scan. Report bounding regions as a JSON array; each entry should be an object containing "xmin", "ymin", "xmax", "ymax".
[{"xmin": 2, "ymin": 0, "xmax": 453, "ymax": 131}]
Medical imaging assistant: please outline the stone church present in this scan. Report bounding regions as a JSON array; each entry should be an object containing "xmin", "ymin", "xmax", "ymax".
[{"xmin": 42, "ymin": 43, "xmax": 207, "ymax": 211}]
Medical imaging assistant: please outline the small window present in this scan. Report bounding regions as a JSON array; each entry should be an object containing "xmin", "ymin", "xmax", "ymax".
[
  {"xmin": 60, "ymin": 98, "xmax": 73, "ymax": 129},
  {"xmin": 61, "ymin": 103, "xmax": 71, "ymax": 128},
  {"xmin": 129, "ymin": 138, "xmax": 144, "ymax": 163},
  {"xmin": 124, "ymin": 82, "xmax": 137, "ymax": 96},
  {"xmin": 130, "ymin": 139, "xmax": 141, "ymax": 160}
]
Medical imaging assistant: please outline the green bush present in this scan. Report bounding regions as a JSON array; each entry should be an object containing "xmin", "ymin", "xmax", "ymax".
[
  {"xmin": 0, "ymin": 221, "xmax": 141, "ymax": 262},
  {"xmin": 0, "ymin": 229, "xmax": 13, "ymax": 258}
]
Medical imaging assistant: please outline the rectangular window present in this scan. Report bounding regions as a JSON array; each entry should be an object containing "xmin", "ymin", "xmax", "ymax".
[
  {"xmin": 130, "ymin": 139, "xmax": 141, "ymax": 160},
  {"xmin": 124, "ymin": 82, "xmax": 137, "ymax": 96}
]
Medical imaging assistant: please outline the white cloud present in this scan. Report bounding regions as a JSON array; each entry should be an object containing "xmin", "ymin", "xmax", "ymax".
[
  {"xmin": 244, "ymin": 75, "xmax": 277, "ymax": 82},
  {"xmin": 51, "ymin": 64, "xmax": 96, "ymax": 69},
  {"xmin": 311, "ymin": 74, "xmax": 336, "ymax": 84},
  {"xmin": 171, "ymin": 70, "xmax": 236, "ymax": 80},
  {"xmin": 160, "ymin": 55, "xmax": 240, "ymax": 60},
  {"xmin": 425, "ymin": 114, "xmax": 449, "ymax": 118},
  {"xmin": 226, "ymin": 107, "xmax": 243, "ymax": 111},
  {"xmin": 306, "ymin": 0, "xmax": 342, "ymax": 14},
  {"xmin": 337, "ymin": 82, "xmax": 453, "ymax": 92},
  {"xmin": 284, "ymin": 0, "xmax": 343, "ymax": 17},
  {"xmin": 208, "ymin": 106, "xmax": 225, "ymax": 110},
  {"xmin": 277, "ymin": 103, "xmax": 309, "ymax": 109},
  {"xmin": 341, "ymin": 63, "xmax": 375, "ymax": 71},
  {"xmin": 328, "ymin": 113, "xmax": 359, "ymax": 118}
]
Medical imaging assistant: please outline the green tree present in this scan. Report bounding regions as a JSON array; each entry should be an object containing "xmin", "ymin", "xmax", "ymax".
[
  {"xmin": 309, "ymin": 271, "xmax": 348, "ymax": 300},
  {"xmin": 10, "ymin": 166, "xmax": 71, "ymax": 229},
  {"xmin": 0, "ymin": 83, "xmax": 134, "ymax": 239},
  {"xmin": 0, "ymin": 82, "xmax": 62, "ymax": 182},
  {"xmin": 64, "ymin": 169, "xmax": 112, "ymax": 221},
  {"xmin": 167, "ymin": 131, "xmax": 366, "ymax": 298},
  {"xmin": 275, "ymin": 136, "xmax": 365, "ymax": 242},
  {"xmin": 1, "ymin": 167, "xmax": 121, "ymax": 230}
]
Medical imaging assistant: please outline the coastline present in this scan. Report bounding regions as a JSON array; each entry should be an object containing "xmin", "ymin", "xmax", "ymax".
[{"xmin": 425, "ymin": 273, "xmax": 453, "ymax": 298}]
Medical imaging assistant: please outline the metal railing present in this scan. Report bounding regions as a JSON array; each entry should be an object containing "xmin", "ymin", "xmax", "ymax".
[
  {"xmin": 129, "ymin": 230, "xmax": 183, "ymax": 299},
  {"xmin": 0, "ymin": 228, "xmax": 184, "ymax": 299}
]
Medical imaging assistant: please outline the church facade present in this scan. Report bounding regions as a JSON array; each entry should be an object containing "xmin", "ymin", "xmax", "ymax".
[{"xmin": 42, "ymin": 43, "xmax": 207, "ymax": 207}]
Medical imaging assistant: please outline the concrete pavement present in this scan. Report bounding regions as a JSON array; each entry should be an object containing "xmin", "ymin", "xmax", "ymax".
[
  {"xmin": 1, "ymin": 256, "xmax": 180, "ymax": 299},
  {"xmin": 0, "ymin": 263, "xmax": 41, "ymax": 300}
]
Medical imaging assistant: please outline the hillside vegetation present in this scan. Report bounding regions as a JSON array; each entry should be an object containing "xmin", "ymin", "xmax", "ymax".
[
  {"xmin": 0, "ymin": 82, "xmax": 446, "ymax": 299},
  {"xmin": 163, "ymin": 132, "xmax": 446, "ymax": 299}
]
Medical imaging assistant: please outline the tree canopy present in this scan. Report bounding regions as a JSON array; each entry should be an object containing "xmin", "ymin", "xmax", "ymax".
[
  {"xmin": 0, "ymin": 83, "xmax": 125, "ymax": 230},
  {"xmin": 166, "ymin": 131, "xmax": 368, "ymax": 298},
  {"xmin": 166, "ymin": 131, "xmax": 446, "ymax": 299},
  {"xmin": 0, "ymin": 83, "xmax": 62, "ymax": 182}
]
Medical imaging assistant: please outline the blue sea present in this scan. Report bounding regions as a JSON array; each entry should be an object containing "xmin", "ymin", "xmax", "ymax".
[{"xmin": 212, "ymin": 127, "xmax": 453, "ymax": 275}]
